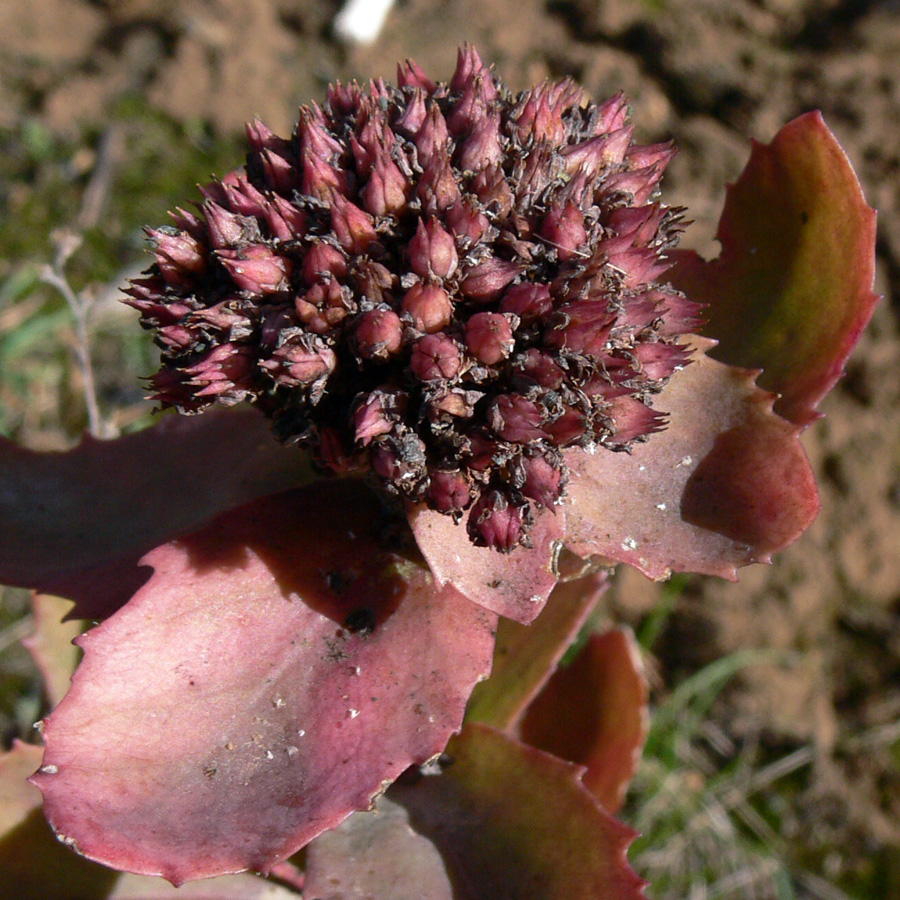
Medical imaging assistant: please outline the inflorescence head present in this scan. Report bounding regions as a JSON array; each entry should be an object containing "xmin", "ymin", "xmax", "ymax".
[{"xmin": 126, "ymin": 45, "xmax": 701, "ymax": 551}]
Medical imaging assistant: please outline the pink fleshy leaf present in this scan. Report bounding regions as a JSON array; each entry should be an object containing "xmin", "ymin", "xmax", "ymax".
[
  {"xmin": 465, "ymin": 572, "xmax": 608, "ymax": 729},
  {"xmin": 563, "ymin": 341, "xmax": 819, "ymax": 580},
  {"xmin": 407, "ymin": 502, "xmax": 564, "ymax": 623},
  {"xmin": 0, "ymin": 408, "xmax": 309, "ymax": 619},
  {"xmin": 23, "ymin": 595, "xmax": 83, "ymax": 708},
  {"xmin": 305, "ymin": 723, "xmax": 647, "ymax": 900},
  {"xmin": 519, "ymin": 629, "xmax": 649, "ymax": 813},
  {"xmin": 0, "ymin": 742, "xmax": 300, "ymax": 899},
  {"xmin": 31, "ymin": 481, "xmax": 497, "ymax": 885},
  {"xmin": 669, "ymin": 112, "xmax": 878, "ymax": 427}
]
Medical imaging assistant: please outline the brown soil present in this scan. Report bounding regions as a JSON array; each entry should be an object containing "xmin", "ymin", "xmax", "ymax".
[{"xmin": 3, "ymin": 0, "xmax": 900, "ymax": 895}]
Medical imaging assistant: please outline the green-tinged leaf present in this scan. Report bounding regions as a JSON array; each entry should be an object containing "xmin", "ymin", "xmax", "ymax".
[
  {"xmin": 22, "ymin": 595, "xmax": 83, "ymax": 707},
  {"xmin": 519, "ymin": 629, "xmax": 649, "ymax": 813},
  {"xmin": 0, "ymin": 742, "xmax": 299, "ymax": 899},
  {"xmin": 669, "ymin": 112, "xmax": 878, "ymax": 426},
  {"xmin": 305, "ymin": 723, "xmax": 647, "ymax": 900},
  {"xmin": 465, "ymin": 572, "xmax": 608, "ymax": 730}
]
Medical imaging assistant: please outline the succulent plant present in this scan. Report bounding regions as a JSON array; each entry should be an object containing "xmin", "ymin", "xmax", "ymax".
[
  {"xmin": 126, "ymin": 46, "xmax": 699, "ymax": 550},
  {"xmin": 0, "ymin": 47, "xmax": 878, "ymax": 899}
]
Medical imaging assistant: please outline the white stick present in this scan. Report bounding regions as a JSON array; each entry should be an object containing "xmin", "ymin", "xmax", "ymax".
[{"xmin": 334, "ymin": 0, "xmax": 396, "ymax": 46}]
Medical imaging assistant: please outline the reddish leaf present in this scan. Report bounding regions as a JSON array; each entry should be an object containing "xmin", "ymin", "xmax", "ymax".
[
  {"xmin": 407, "ymin": 502, "xmax": 564, "ymax": 623},
  {"xmin": 519, "ymin": 629, "xmax": 649, "ymax": 813},
  {"xmin": 23, "ymin": 595, "xmax": 83, "ymax": 707},
  {"xmin": 0, "ymin": 743, "xmax": 298, "ymax": 899},
  {"xmin": 563, "ymin": 341, "xmax": 819, "ymax": 580},
  {"xmin": 669, "ymin": 112, "xmax": 879, "ymax": 427},
  {"xmin": 465, "ymin": 572, "xmax": 608, "ymax": 730},
  {"xmin": 0, "ymin": 408, "xmax": 309, "ymax": 619},
  {"xmin": 306, "ymin": 723, "xmax": 647, "ymax": 900},
  {"xmin": 31, "ymin": 481, "xmax": 497, "ymax": 885}
]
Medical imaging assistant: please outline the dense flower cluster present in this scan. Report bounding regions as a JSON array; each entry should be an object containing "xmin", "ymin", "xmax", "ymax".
[{"xmin": 126, "ymin": 45, "xmax": 700, "ymax": 550}]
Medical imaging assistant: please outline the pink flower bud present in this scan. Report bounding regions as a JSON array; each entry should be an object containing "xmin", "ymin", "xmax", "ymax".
[
  {"xmin": 426, "ymin": 388, "xmax": 479, "ymax": 421},
  {"xmin": 626, "ymin": 139, "xmax": 677, "ymax": 172},
  {"xmin": 296, "ymin": 105, "xmax": 343, "ymax": 160},
  {"xmin": 456, "ymin": 110, "xmax": 503, "ymax": 172},
  {"xmin": 264, "ymin": 195, "xmax": 308, "ymax": 242},
  {"xmin": 395, "ymin": 87, "xmax": 428, "ymax": 135},
  {"xmin": 362, "ymin": 153, "xmax": 411, "ymax": 217},
  {"xmin": 352, "ymin": 391, "xmax": 405, "ymax": 445},
  {"xmin": 511, "ymin": 349, "xmax": 565, "ymax": 389},
  {"xmin": 540, "ymin": 202, "xmax": 588, "ymax": 262},
  {"xmin": 544, "ymin": 300, "xmax": 615, "ymax": 356},
  {"xmin": 520, "ymin": 452, "xmax": 565, "ymax": 507},
  {"xmin": 202, "ymin": 201, "xmax": 245, "ymax": 250},
  {"xmin": 604, "ymin": 395, "xmax": 665, "ymax": 447},
  {"xmin": 414, "ymin": 102, "xmax": 450, "ymax": 167},
  {"xmin": 468, "ymin": 165, "xmax": 514, "ymax": 216},
  {"xmin": 427, "ymin": 470, "xmax": 472, "ymax": 515},
  {"xmin": 408, "ymin": 218, "xmax": 459, "ymax": 280},
  {"xmin": 460, "ymin": 259, "xmax": 521, "ymax": 302},
  {"xmin": 260, "ymin": 336, "xmax": 336, "ymax": 388},
  {"xmin": 449, "ymin": 70, "xmax": 499, "ymax": 137},
  {"xmin": 465, "ymin": 312, "xmax": 516, "ymax": 364},
  {"xmin": 326, "ymin": 80, "xmax": 362, "ymax": 117},
  {"xmin": 561, "ymin": 126, "xmax": 635, "ymax": 176},
  {"xmin": 544, "ymin": 407, "xmax": 586, "ymax": 447},
  {"xmin": 631, "ymin": 340, "xmax": 692, "ymax": 381},
  {"xmin": 303, "ymin": 242, "xmax": 349, "ymax": 285},
  {"xmin": 397, "ymin": 58, "xmax": 437, "ymax": 92},
  {"xmin": 329, "ymin": 193, "xmax": 378, "ymax": 254},
  {"xmin": 258, "ymin": 148, "xmax": 299, "ymax": 195},
  {"xmin": 591, "ymin": 92, "xmax": 629, "ymax": 135},
  {"xmin": 499, "ymin": 283, "xmax": 554, "ymax": 323},
  {"xmin": 401, "ymin": 282, "xmax": 453, "ymax": 333},
  {"xmin": 353, "ymin": 260, "xmax": 396, "ymax": 307},
  {"xmin": 467, "ymin": 489, "xmax": 531, "ymax": 552},
  {"xmin": 149, "ymin": 229, "xmax": 207, "ymax": 284},
  {"xmin": 410, "ymin": 334, "xmax": 463, "ymax": 381},
  {"xmin": 218, "ymin": 245, "xmax": 291, "ymax": 294},
  {"xmin": 354, "ymin": 308, "xmax": 403, "ymax": 360},
  {"xmin": 185, "ymin": 343, "xmax": 254, "ymax": 400},
  {"xmin": 488, "ymin": 394, "xmax": 548, "ymax": 443},
  {"xmin": 246, "ymin": 118, "xmax": 290, "ymax": 156},
  {"xmin": 450, "ymin": 44, "xmax": 488, "ymax": 93},
  {"xmin": 296, "ymin": 278, "xmax": 350, "ymax": 334},
  {"xmin": 302, "ymin": 149, "xmax": 349, "ymax": 199},
  {"xmin": 417, "ymin": 151, "xmax": 462, "ymax": 213},
  {"xmin": 445, "ymin": 197, "xmax": 491, "ymax": 244}
]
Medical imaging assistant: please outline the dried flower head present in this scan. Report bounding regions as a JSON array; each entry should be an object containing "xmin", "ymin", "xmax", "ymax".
[{"xmin": 126, "ymin": 45, "xmax": 700, "ymax": 551}]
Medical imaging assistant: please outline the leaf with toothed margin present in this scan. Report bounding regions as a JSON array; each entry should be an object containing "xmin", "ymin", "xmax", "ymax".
[
  {"xmin": 304, "ymin": 723, "xmax": 647, "ymax": 900},
  {"xmin": 0, "ymin": 408, "xmax": 310, "ymax": 619},
  {"xmin": 519, "ymin": 629, "xmax": 649, "ymax": 814},
  {"xmin": 23, "ymin": 595, "xmax": 83, "ymax": 708},
  {"xmin": 465, "ymin": 572, "xmax": 608, "ymax": 730},
  {"xmin": 407, "ymin": 502, "xmax": 564, "ymax": 624},
  {"xmin": 30, "ymin": 480, "xmax": 497, "ymax": 885},
  {"xmin": 669, "ymin": 112, "xmax": 879, "ymax": 427},
  {"xmin": 563, "ymin": 341, "xmax": 819, "ymax": 580},
  {"xmin": 0, "ymin": 742, "xmax": 301, "ymax": 899}
]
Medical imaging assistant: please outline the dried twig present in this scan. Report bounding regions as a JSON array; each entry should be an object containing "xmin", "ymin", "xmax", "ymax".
[{"xmin": 39, "ymin": 230, "xmax": 104, "ymax": 438}]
